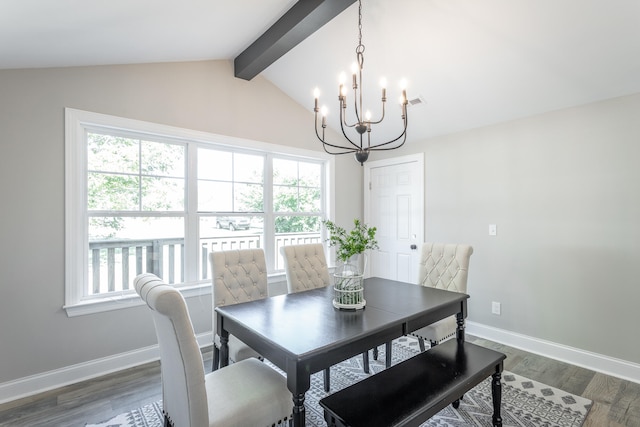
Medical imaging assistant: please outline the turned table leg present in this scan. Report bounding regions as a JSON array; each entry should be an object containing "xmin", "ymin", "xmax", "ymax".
[{"xmin": 491, "ymin": 369, "xmax": 503, "ymax": 427}]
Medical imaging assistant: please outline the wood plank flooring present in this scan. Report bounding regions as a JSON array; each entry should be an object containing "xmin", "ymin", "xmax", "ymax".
[{"xmin": 0, "ymin": 336, "xmax": 638, "ymax": 426}]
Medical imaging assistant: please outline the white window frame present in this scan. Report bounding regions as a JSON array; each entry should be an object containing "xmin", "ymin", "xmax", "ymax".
[{"xmin": 65, "ymin": 108, "xmax": 334, "ymax": 317}]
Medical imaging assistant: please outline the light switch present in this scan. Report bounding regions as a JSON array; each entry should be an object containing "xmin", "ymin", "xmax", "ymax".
[{"xmin": 489, "ymin": 224, "xmax": 497, "ymax": 236}]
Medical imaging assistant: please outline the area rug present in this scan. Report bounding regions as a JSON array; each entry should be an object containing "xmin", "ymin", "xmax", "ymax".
[{"xmin": 86, "ymin": 337, "xmax": 592, "ymax": 427}]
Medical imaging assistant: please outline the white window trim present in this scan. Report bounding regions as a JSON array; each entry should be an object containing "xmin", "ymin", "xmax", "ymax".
[{"xmin": 64, "ymin": 108, "xmax": 335, "ymax": 317}]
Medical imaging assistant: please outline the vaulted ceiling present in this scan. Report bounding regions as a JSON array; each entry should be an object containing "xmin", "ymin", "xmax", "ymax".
[{"xmin": 3, "ymin": 0, "xmax": 640, "ymax": 142}]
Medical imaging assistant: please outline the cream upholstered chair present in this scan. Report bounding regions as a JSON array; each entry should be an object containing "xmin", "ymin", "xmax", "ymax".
[
  {"xmin": 280, "ymin": 243, "xmax": 331, "ymax": 292},
  {"xmin": 210, "ymin": 249, "xmax": 268, "ymax": 371},
  {"xmin": 133, "ymin": 273, "xmax": 292, "ymax": 427},
  {"xmin": 412, "ymin": 242, "xmax": 473, "ymax": 351},
  {"xmin": 280, "ymin": 243, "xmax": 370, "ymax": 392}
]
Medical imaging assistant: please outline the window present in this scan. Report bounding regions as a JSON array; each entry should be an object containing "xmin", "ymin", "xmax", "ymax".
[{"xmin": 65, "ymin": 108, "xmax": 333, "ymax": 316}]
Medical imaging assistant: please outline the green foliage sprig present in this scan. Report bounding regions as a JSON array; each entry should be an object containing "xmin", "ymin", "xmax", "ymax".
[{"xmin": 323, "ymin": 219, "xmax": 379, "ymax": 263}]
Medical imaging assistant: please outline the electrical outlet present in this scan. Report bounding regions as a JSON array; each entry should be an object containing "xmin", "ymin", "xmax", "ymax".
[
  {"xmin": 492, "ymin": 301, "xmax": 501, "ymax": 315},
  {"xmin": 489, "ymin": 224, "xmax": 497, "ymax": 236}
]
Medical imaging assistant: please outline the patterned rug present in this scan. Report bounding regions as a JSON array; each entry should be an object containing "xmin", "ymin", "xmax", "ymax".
[{"xmin": 86, "ymin": 337, "xmax": 592, "ymax": 426}]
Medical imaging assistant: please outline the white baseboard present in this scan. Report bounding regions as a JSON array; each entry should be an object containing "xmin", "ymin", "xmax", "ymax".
[
  {"xmin": 0, "ymin": 332, "xmax": 213, "ymax": 405},
  {"xmin": 3, "ymin": 325, "xmax": 639, "ymax": 405},
  {"xmin": 466, "ymin": 321, "xmax": 640, "ymax": 384}
]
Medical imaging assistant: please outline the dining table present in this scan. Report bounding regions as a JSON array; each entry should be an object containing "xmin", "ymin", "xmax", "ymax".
[{"xmin": 216, "ymin": 276, "xmax": 469, "ymax": 427}]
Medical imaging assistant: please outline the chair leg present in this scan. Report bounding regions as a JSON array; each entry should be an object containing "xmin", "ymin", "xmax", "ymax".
[
  {"xmin": 324, "ymin": 367, "xmax": 331, "ymax": 392},
  {"xmin": 385, "ymin": 341, "xmax": 392, "ymax": 368},
  {"xmin": 362, "ymin": 350, "xmax": 370, "ymax": 374},
  {"xmin": 373, "ymin": 346, "xmax": 379, "ymax": 360},
  {"xmin": 430, "ymin": 339, "xmax": 438, "ymax": 348},
  {"xmin": 418, "ymin": 337, "xmax": 426, "ymax": 352},
  {"xmin": 212, "ymin": 345, "xmax": 220, "ymax": 371}
]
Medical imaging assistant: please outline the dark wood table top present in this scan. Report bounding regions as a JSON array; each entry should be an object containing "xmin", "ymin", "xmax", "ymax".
[{"xmin": 215, "ymin": 277, "xmax": 469, "ymax": 427}]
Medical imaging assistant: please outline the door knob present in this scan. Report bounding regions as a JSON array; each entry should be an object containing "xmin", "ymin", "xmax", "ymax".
[{"xmin": 410, "ymin": 244, "xmax": 417, "ymax": 250}]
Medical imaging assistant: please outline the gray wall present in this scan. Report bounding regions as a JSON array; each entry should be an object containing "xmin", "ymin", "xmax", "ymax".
[
  {"xmin": 0, "ymin": 60, "xmax": 362, "ymax": 384},
  {"xmin": 387, "ymin": 93, "xmax": 640, "ymax": 364}
]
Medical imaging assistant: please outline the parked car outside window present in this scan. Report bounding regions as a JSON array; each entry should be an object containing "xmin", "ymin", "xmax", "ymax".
[{"xmin": 216, "ymin": 217, "xmax": 250, "ymax": 231}]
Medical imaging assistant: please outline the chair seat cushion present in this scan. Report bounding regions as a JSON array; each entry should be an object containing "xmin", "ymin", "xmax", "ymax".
[
  {"xmin": 411, "ymin": 315, "xmax": 457, "ymax": 344},
  {"xmin": 205, "ymin": 358, "xmax": 292, "ymax": 426}
]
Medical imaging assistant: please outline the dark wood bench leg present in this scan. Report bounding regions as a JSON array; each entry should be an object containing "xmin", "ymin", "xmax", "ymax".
[
  {"xmin": 324, "ymin": 367, "xmax": 331, "ymax": 392},
  {"xmin": 373, "ymin": 346, "xmax": 378, "ymax": 360},
  {"xmin": 385, "ymin": 341, "xmax": 392, "ymax": 368},
  {"xmin": 363, "ymin": 351, "xmax": 370, "ymax": 374},
  {"xmin": 491, "ymin": 370, "xmax": 503, "ymax": 427}
]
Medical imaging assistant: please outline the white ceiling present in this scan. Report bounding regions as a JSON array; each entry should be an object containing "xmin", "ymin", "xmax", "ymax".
[{"xmin": 3, "ymin": 0, "xmax": 640, "ymax": 142}]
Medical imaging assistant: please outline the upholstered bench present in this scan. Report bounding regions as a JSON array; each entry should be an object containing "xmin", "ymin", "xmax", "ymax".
[{"xmin": 319, "ymin": 339, "xmax": 506, "ymax": 427}]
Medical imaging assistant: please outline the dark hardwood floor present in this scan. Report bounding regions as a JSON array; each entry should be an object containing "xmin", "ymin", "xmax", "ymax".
[{"xmin": 1, "ymin": 337, "xmax": 638, "ymax": 426}]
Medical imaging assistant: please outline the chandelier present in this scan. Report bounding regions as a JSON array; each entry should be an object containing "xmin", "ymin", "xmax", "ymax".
[{"xmin": 313, "ymin": 0, "xmax": 409, "ymax": 165}]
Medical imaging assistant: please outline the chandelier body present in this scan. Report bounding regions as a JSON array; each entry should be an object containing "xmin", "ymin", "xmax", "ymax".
[{"xmin": 314, "ymin": 0, "xmax": 409, "ymax": 165}]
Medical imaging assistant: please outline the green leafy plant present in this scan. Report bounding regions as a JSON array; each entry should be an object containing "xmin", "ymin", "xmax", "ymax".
[{"xmin": 323, "ymin": 219, "xmax": 379, "ymax": 263}]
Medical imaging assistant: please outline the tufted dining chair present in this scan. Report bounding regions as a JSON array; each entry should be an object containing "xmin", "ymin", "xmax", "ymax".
[
  {"xmin": 133, "ymin": 273, "xmax": 292, "ymax": 427},
  {"xmin": 412, "ymin": 242, "xmax": 473, "ymax": 351},
  {"xmin": 280, "ymin": 243, "xmax": 371, "ymax": 392},
  {"xmin": 210, "ymin": 248, "xmax": 269, "ymax": 371}
]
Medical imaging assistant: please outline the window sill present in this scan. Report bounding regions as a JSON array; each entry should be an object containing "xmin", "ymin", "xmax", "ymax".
[{"xmin": 63, "ymin": 283, "xmax": 213, "ymax": 317}]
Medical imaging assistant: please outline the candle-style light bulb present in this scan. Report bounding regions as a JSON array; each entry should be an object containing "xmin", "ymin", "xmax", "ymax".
[
  {"xmin": 314, "ymin": 87, "xmax": 320, "ymax": 111},
  {"xmin": 380, "ymin": 77, "xmax": 387, "ymax": 101},
  {"xmin": 365, "ymin": 110, "xmax": 372, "ymax": 121},
  {"xmin": 399, "ymin": 78, "xmax": 408, "ymax": 104},
  {"xmin": 351, "ymin": 62, "xmax": 358, "ymax": 88},
  {"xmin": 321, "ymin": 106, "xmax": 328, "ymax": 127}
]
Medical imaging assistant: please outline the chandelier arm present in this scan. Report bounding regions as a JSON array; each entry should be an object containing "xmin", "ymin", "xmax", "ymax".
[
  {"xmin": 340, "ymin": 106, "xmax": 358, "ymax": 128},
  {"xmin": 322, "ymin": 144, "xmax": 358, "ymax": 155},
  {"xmin": 368, "ymin": 117, "xmax": 409, "ymax": 151},
  {"xmin": 338, "ymin": 114, "xmax": 364, "ymax": 150},
  {"xmin": 367, "ymin": 101, "xmax": 386, "ymax": 125}
]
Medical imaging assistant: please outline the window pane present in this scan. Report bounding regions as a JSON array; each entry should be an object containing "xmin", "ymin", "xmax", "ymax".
[
  {"xmin": 234, "ymin": 153, "xmax": 264, "ymax": 183},
  {"xmin": 88, "ymin": 216, "xmax": 185, "ymax": 294},
  {"xmin": 235, "ymin": 183, "xmax": 263, "ymax": 212},
  {"xmin": 198, "ymin": 148, "xmax": 232, "ymax": 181},
  {"xmin": 273, "ymin": 185, "xmax": 297, "ymax": 212},
  {"xmin": 87, "ymin": 133, "xmax": 138, "ymax": 174},
  {"xmin": 273, "ymin": 158, "xmax": 298, "ymax": 185},
  {"xmin": 198, "ymin": 181, "xmax": 232, "ymax": 211},
  {"xmin": 299, "ymin": 163, "xmax": 321, "ymax": 187},
  {"xmin": 274, "ymin": 215, "xmax": 320, "ymax": 234},
  {"xmin": 199, "ymin": 215, "xmax": 264, "ymax": 280},
  {"xmin": 141, "ymin": 140, "xmax": 185, "ymax": 178},
  {"xmin": 299, "ymin": 187, "xmax": 321, "ymax": 212},
  {"xmin": 88, "ymin": 173, "xmax": 139, "ymax": 211},
  {"xmin": 142, "ymin": 177, "xmax": 185, "ymax": 211}
]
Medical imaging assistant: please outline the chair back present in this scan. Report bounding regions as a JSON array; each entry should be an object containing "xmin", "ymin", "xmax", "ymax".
[
  {"xmin": 418, "ymin": 243, "xmax": 473, "ymax": 293},
  {"xmin": 134, "ymin": 273, "xmax": 208, "ymax": 427},
  {"xmin": 280, "ymin": 243, "xmax": 331, "ymax": 293},
  {"xmin": 209, "ymin": 248, "xmax": 269, "ymax": 335}
]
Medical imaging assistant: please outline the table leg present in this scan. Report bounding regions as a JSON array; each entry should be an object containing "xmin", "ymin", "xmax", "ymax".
[
  {"xmin": 491, "ymin": 369, "xmax": 503, "ymax": 427},
  {"xmin": 385, "ymin": 341, "xmax": 392, "ymax": 368},
  {"xmin": 292, "ymin": 393, "xmax": 306, "ymax": 427},
  {"xmin": 456, "ymin": 311, "xmax": 465, "ymax": 342},
  {"xmin": 219, "ymin": 331, "xmax": 229, "ymax": 368}
]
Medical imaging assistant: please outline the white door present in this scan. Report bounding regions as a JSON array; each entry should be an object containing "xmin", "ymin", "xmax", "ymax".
[{"xmin": 364, "ymin": 154, "xmax": 424, "ymax": 283}]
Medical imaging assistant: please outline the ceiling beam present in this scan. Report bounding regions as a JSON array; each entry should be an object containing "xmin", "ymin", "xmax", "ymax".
[{"xmin": 234, "ymin": 0, "xmax": 356, "ymax": 81}]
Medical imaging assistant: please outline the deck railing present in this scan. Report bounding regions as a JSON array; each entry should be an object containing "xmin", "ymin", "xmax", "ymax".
[{"xmin": 88, "ymin": 232, "xmax": 322, "ymax": 295}]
